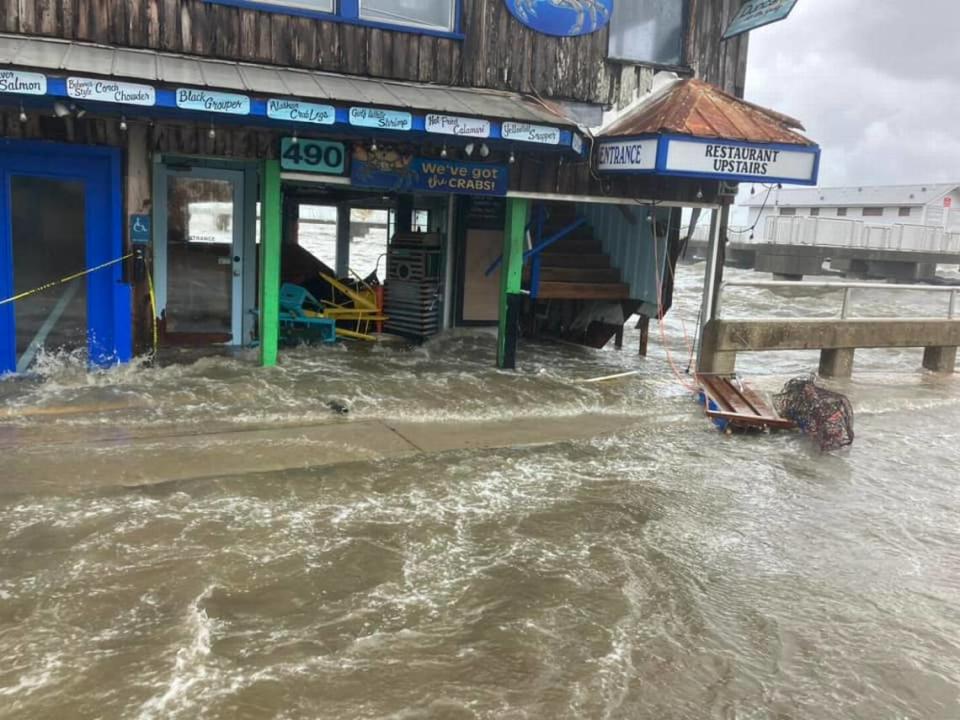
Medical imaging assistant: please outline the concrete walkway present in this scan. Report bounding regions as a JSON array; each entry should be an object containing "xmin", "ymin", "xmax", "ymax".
[{"xmin": 0, "ymin": 412, "xmax": 643, "ymax": 493}]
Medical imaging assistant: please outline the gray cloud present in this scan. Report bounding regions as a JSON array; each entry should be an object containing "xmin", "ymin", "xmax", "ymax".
[{"xmin": 743, "ymin": 0, "xmax": 959, "ymax": 187}]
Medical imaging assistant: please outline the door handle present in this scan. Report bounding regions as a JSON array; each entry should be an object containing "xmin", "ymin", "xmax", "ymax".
[{"xmin": 233, "ymin": 256, "xmax": 241, "ymax": 263}]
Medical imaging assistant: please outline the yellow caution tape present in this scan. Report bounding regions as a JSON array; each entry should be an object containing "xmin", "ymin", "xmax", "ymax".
[{"xmin": 0, "ymin": 253, "xmax": 133, "ymax": 307}]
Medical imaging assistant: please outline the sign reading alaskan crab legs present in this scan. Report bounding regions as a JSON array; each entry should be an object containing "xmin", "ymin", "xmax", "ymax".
[{"xmin": 504, "ymin": 0, "xmax": 613, "ymax": 37}]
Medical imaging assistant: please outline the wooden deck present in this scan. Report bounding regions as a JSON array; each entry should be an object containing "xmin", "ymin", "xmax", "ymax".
[{"xmin": 696, "ymin": 374, "xmax": 796, "ymax": 431}]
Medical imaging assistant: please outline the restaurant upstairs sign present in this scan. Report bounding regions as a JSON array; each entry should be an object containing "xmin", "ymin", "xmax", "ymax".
[
  {"xmin": 596, "ymin": 135, "xmax": 819, "ymax": 185},
  {"xmin": 722, "ymin": 0, "xmax": 800, "ymax": 40}
]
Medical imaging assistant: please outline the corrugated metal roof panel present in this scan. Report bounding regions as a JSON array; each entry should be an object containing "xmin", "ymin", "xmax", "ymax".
[
  {"xmin": 0, "ymin": 34, "xmax": 572, "ymax": 127},
  {"xmin": 602, "ymin": 78, "xmax": 814, "ymax": 146},
  {"xmin": 742, "ymin": 184, "xmax": 960, "ymax": 208},
  {"xmin": 0, "ymin": 36, "xmax": 24, "ymax": 65}
]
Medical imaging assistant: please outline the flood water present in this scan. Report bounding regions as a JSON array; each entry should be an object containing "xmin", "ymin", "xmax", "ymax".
[{"xmin": 1, "ymin": 263, "xmax": 959, "ymax": 719}]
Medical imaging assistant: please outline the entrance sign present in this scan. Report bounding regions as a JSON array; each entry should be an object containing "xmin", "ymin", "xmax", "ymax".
[
  {"xmin": 597, "ymin": 138, "xmax": 658, "ymax": 172},
  {"xmin": 67, "ymin": 77, "xmax": 155, "ymax": 106},
  {"xmin": 352, "ymin": 151, "xmax": 508, "ymax": 197},
  {"xmin": 349, "ymin": 107, "xmax": 412, "ymax": 131},
  {"xmin": 176, "ymin": 88, "xmax": 250, "ymax": 115},
  {"xmin": 501, "ymin": 122, "xmax": 561, "ymax": 145},
  {"xmin": 722, "ymin": 0, "xmax": 800, "ymax": 40},
  {"xmin": 267, "ymin": 99, "xmax": 335, "ymax": 125},
  {"xmin": 425, "ymin": 114, "xmax": 491, "ymax": 138},
  {"xmin": 503, "ymin": 0, "xmax": 613, "ymax": 37},
  {"xmin": 280, "ymin": 138, "xmax": 346, "ymax": 175},
  {"xmin": 663, "ymin": 137, "xmax": 818, "ymax": 184},
  {"xmin": 0, "ymin": 70, "xmax": 46, "ymax": 95}
]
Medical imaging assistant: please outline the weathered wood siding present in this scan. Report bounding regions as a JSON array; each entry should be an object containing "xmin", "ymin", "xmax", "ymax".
[{"xmin": 0, "ymin": 0, "xmax": 748, "ymax": 106}]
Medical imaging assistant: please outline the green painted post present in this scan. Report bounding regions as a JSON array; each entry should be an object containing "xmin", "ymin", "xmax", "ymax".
[
  {"xmin": 498, "ymin": 197, "xmax": 529, "ymax": 368},
  {"xmin": 259, "ymin": 159, "xmax": 282, "ymax": 367}
]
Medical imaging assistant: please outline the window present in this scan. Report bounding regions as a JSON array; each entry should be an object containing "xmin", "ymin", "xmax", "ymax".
[
  {"xmin": 837, "ymin": 208, "xmax": 848, "ymax": 217},
  {"xmin": 810, "ymin": 208, "xmax": 820, "ymax": 217},
  {"xmin": 252, "ymin": 0, "xmax": 332, "ymax": 12},
  {"xmin": 360, "ymin": 0, "xmax": 455, "ymax": 32},
  {"xmin": 899, "ymin": 207, "xmax": 912, "ymax": 217},
  {"xmin": 608, "ymin": 0, "xmax": 685, "ymax": 66},
  {"xmin": 862, "ymin": 207, "xmax": 883, "ymax": 217},
  {"xmin": 206, "ymin": 0, "xmax": 458, "ymax": 35},
  {"xmin": 779, "ymin": 207, "xmax": 797, "ymax": 216}
]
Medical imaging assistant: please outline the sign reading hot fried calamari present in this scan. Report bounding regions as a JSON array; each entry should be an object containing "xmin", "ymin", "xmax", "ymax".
[
  {"xmin": 501, "ymin": 122, "xmax": 561, "ymax": 145},
  {"xmin": 597, "ymin": 138, "xmax": 659, "ymax": 172},
  {"xmin": 0, "ymin": 70, "xmax": 46, "ymax": 95},
  {"xmin": 67, "ymin": 77, "xmax": 156, "ymax": 105},
  {"xmin": 425, "ymin": 114, "xmax": 491, "ymax": 138},
  {"xmin": 664, "ymin": 138, "xmax": 818, "ymax": 184}
]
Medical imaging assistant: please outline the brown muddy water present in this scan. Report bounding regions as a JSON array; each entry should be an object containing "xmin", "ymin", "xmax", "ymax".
[{"xmin": 1, "ymin": 265, "xmax": 959, "ymax": 719}]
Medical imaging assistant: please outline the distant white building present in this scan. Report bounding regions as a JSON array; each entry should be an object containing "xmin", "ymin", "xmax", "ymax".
[{"xmin": 742, "ymin": 183, "xmax": 960, "ymax": 234}]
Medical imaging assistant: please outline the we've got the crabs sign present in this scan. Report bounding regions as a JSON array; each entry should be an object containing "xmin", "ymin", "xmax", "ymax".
[{"xmin": 504, "ymin": 0, "xmax": 613, "ymax": 37}]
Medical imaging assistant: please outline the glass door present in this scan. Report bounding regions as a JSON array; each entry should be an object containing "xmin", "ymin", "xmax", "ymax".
[{"xmin": 155, "ymin": 166, "xmax": 246, "ymax": 345}]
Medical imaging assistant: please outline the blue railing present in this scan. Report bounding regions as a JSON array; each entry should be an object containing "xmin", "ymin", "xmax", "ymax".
[{"xmin": 484, "ymin": 204, "xmax": 587, "ymax": 299}]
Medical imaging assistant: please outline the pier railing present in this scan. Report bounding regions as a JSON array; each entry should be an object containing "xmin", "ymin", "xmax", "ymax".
[
  {"xmin": 718, "ymin": 280, "xmax": 960, "ymax": 321},
  {"xmin": 700, "ymin": 280, "xmax": 960, "ymax": 378}
]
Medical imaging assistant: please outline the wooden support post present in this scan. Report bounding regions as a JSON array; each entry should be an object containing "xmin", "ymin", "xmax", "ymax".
[
  {"xmin": 125, "ymin": 123, "xmax": 152, "ymax": 355},
  {"xmin": 614, "ymin": 325, "xmax": 624, "ymax": 349},
  {"xmin": 259, "ymin": 159, "xmax": 281, "ymax": 368},
  {"xmin": 335, "ymin": 202, "xmax": 350, "ymax": 278},
  {"xmin": 498, "ymin": 197, "xmax": 528, "ymax": 369},
  {"xmin": 637, "ymin": 314, "xmax": 650, "ymax": 356}
]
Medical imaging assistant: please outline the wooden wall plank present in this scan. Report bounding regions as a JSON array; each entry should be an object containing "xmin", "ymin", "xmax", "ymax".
[{"xmin": 2, "ymin": 0, "xmax": 747, "ymax": 106}]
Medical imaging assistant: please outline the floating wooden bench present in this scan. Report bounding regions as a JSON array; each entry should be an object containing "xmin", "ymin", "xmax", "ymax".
[{"xmin": 696, "ymin": 373, "xmax": 796, "ymax": 431}]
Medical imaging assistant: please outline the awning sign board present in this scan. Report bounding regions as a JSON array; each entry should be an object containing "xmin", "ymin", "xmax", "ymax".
[
  {"xmin": 597, "ymin": 138, "xmax": 659, "ymax": 172},
  {"xmin": 722, "ymin": 0, "xmax": 800, "ymax": 40},
  {"xmin": 664, "ymin": 137, "xmax": 818, "ymax": 184},
  {"xmin": 67, "ymin": 77, "xmax": 155, "ymax": 105},
  {"xmin": 0, "ymin": 70, "xmax": 46, "ymax": 95},
  {"xmin": 597, "ymin": 135, "xmax": 819, "ymax": 185}
]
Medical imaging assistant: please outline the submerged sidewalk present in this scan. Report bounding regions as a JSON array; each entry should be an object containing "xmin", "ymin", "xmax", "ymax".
[{"xmin": 1, "ymin": 411, "xmax": 643, "ymax": 493}]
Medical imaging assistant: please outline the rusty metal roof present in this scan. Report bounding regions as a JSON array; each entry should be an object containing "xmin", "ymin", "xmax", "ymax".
[{"xmin": 601, "ymin": 78, "xmax": 814, "ymax": 146}]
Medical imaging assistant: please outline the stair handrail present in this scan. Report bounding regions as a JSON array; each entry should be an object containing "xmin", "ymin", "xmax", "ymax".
[{"xmin": 483, "ymin": 215, "xmax": 587, "ymax": 277}]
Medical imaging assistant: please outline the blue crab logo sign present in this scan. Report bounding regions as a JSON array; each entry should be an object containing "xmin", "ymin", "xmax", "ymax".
[{"xmin": 504, "ymin": 0, "xmax": 613, "ymax": 37}]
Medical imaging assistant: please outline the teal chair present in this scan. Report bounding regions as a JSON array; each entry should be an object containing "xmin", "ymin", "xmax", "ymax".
[{"xmin": 278, "ymin": 283, "xmax": 337, "ymax": 344}]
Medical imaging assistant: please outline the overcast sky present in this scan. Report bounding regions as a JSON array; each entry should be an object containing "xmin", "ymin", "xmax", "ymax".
[{"xmin": 743, "ymin": 0, "xmax": 958, "ymax": 188}]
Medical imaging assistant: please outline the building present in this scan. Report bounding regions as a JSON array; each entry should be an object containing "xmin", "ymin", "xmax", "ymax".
[
  {"xmin": 743, "ymin": 183, "xmax": 960, "ymax": 233},
  {"xmin": 0, "ymin": 0, "xmax": 818, "ymax": 376}
]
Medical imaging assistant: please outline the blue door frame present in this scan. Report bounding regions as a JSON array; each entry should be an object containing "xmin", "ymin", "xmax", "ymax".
[{"xmin": 0, "ymin": 139, "xmax": 130, "ymax": 374}]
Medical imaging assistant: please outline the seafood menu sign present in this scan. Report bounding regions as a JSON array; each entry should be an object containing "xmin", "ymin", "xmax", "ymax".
[
  {"xmin": 503, "ymin": 0, "xmax": 613, "ymax": 37},
  {"xmin": 501, "ymin": 122, "xmax": 561, "ymax": 145},
  {"xmin": 0, "ymin": 70, "xmax": 46, "ymax": 95},
  {"xmin": 67, "ymin": 77, "xmax": 155, "ymax": 105},
  {"xmin": 176, "ymin": 89, "xmax": 250, "ymax": 115}
]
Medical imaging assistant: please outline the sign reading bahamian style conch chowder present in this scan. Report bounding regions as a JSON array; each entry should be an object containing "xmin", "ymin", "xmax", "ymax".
[
  {"xmin": 67, "ymin": 77, "xmax": 155, "ymax": 105},
  {"xmin": 504, "ymin": 0, "xmax": 613, "ymax": 37},
  {"xmin": 597, "ymin": 135, "xmax": 819, "ymax": 185}
]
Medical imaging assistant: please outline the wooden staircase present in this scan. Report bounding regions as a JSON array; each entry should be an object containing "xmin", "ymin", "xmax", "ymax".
[{"xmin": 531, "ymin": 224, "xmax": 631, "ymax": 301}]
